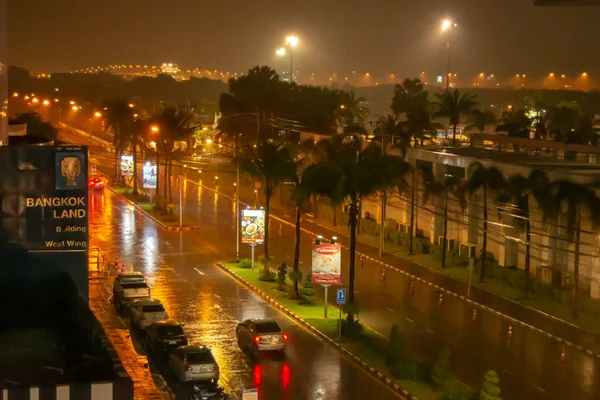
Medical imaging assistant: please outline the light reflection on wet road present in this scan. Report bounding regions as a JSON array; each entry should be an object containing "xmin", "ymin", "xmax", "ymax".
[{"xmin": 89, "ymin": 189, "xmax": 401, "ymax": 400}]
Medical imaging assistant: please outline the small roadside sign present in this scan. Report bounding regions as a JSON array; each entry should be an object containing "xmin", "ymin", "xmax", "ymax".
[
  {"xmin": 91, "ymin": 164, "xmax": 97, "ymax": 176},
  {"xmin": 242, "ymin": 388, "xmax": 258, "ymax": 400},
  {"xmin": 336, "ymin": 288, "xmax": 346, "ymax": 305},
  {"xmin": 468, "ymin": 258, "xmax": 475, "ymax": 271}
]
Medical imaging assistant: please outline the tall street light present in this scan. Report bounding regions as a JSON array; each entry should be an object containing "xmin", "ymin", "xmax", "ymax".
[
  {"xmin": 285, "ymin": 35, "xmax": 299, "ymax": 83},
  {"xmin": 441, "ymin": 19, "xmax": 457, "ymax": 90}
]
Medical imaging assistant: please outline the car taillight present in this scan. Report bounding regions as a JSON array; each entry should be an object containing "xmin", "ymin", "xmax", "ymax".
[
  {"xmin": 185, "ymin": 364, "xmax": 193, "ymax": 371},
  {"xmin": 254, "ymin": 336, "xmax": 262, "ymax": 343},
  {"xmin": 282, "ymin": 333, "xmax": 289, "ymax": 341}
]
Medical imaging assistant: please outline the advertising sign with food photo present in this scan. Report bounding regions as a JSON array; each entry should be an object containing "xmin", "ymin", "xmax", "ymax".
[
  {"xmin": 312, "ymin": 243, "xmax": 341, "ymax": 284},
  {"xmin": 120, "ymin": 154, "xmax": 134, "ymax": 177},
  {"xmin": 241, "ymin": 209, "xmax": 265, "ymax": 244}
]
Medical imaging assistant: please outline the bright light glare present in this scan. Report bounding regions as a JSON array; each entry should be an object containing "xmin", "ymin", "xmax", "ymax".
[
  {"xmin": 94, "ymin": 111, "xmax": 102, "ymax": 117},
  {"xmin": 441, "ymin": 20, "xmax": 452, "ymax": 31},
  {"xmin": 151, "ymin": 125, "xmax": 159, "ymax": 132},
  {"xmin": 71, "ymin": 105, "xmax": 78, "ymax": 111},
  {"xmin": 276, "ymin": 47, "xmax": 286, "ymax": 56},
  {"xmin": 206, "ymin": 138, "xmax": 213, "ymax": 144},
  {"xmin": 32, "ymin": 98, "xmax": 39, "ymax": 104},
  {"xmin": 42, "ymin": 100, "xmax": 50, "ymax": 105},
  {"xmin": 285, "ymin": 35, "xmax": 299, "ymax": 47}
]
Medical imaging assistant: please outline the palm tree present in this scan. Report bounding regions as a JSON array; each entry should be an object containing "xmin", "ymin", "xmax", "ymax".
[
  {"xmin": 337, "ymin": 90, "xmax": 369, "ymax": 127},
  {"xmin": 433, "ymin": 89, "xmax": 479, "ymax": 147},
  {"xmin": 237, "ymin": 141, "xmax": 297, "ymax": 265},
  {"xmin": 303, "ymin": 137, "xmax": 410, "ymax": 323},
  {"xmin": 103, "ymin": 99, "xmax": 134, "ymax": 182},
  {"xmin": 391, "ymin": 78, "xmax": 429, "ymax": 116},
  {"xmin": 373, "ymin": 114, "xmax": 400, "ymax": 148},
  {"xmin": 496, "ymin": 109, "xmax": 532, "ymax": 140},
  {"xmin": 155, "ymin": 106, "xmax": 197, "ymax": 201},
  {"xmin": 465, "ymin": 109, "xmax": 497, "ymax": 134},
  {"xmin": 466, "ymin": 162, "xmax": 506, "ymax": 282},
  {"xmin": 290, "ymin": 173, "xmax": 311, "ymax": 299},
  {"xmin": 118, "ymin": 119, "xmax": 147, "ymax": 196},
  {"xmin": 400, "ymin": 107, "xmax": 442, "ymax": 148},
  {"xmin": 422, "ymin": 167, "xmax": 466, "ymax": 269},
  {"xmin": 501, "ymin": 170, "xmax": 553, "ymax": 297},
  {"xmin": 552, "ymin": 180, "xmax": 600, "ymax": 317}
]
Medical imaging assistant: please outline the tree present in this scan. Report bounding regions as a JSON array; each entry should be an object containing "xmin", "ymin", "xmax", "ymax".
[
  {"xmin": 552, "ymin": 180, "xmax": 600, "ymax": 317},
  {"xmin": 155, "ymin": 106, "xmax": 197, "ymax": 201},
  {"xmin": 373, "ymin": 114, "xmax": 401, "ymax": 149},
  {"xmin": 289, "ymin": 164, "xmax": 311, "ymax": 299},
  {"xmin": 433, "ymin": 89, "xmax": 479, "ymax": 147},
  {"xmin": 237, "ymin": 141, "xmax": 296, "ymax": 266},
  {"xmin": 400, "ymin": 107, "xmax": 442, "ymax": 148},
  {"xmin": 103, "ymin": 99, "xmax": 134, "ymax": 181},
  {"xmin": 502, "ymin": 170, "xmax": 553, "ymax": 297},
  {"xmin": 422, "ymin": 167, "xmax": 466, "ymax": 269},
  {"xmin": 495, "ymin": 109, "xmax": 531, "ymax": 139},
  {"xmin": 337, "ymin": 90, "xmax": 369, "ymax": 127},
  {"xmin": 9, "ymin": 112, "xmax": 57, "ymax": 142},
  {"xmin": 431, "ymin": 346, "xmax": 452, "ymax": 390},
  {"xmin": 465, "ymin": 109, "xmax": 497, "ymax": 134},
  {"xmin": 391, "ymin": 78, "xmax": 429, "ymax": 116},
  {"xmin": 546, "ymin": 102, "xmax": 580, "ymax": 141},
  {"xmin": 480, "ymin": 370, "xmax": 502, "ymax": 400},
  {"xmin": 118, "ymin": 119, "xmax": 148, "ymax": 196},
  {"xmin": 303, "ymin": 137, "xmax": 410, "ymax": 323},
  {"xmin": 466, "ymin": 162, "xmax": 506, "ymax": 282}
]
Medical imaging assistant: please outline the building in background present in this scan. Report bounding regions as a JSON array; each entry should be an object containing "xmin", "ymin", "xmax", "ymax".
[{"xmin": 0, "ymin": 0, "xmax": 7, "ymax": 145}]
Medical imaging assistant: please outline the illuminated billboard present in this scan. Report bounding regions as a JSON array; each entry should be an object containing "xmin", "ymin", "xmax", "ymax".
[
  {"xmin": 143, "ymin": 163, "xmax": 157, "ymax": 189},
  {"xmin": 120, "ymin": 154, "xmax": 134, "ymax": 177},
  {"xmin": 241, "ymin": 209, "xmax": 265, "ymax": 244},
  {"xmin": 312, "ymin": 243, "xmax": 341, "ymax": 285}
]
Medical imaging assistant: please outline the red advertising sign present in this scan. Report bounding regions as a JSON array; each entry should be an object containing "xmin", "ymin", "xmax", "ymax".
[{"xmin": 312, "ymin": 243, "xmax": 341, "ymax": 285}]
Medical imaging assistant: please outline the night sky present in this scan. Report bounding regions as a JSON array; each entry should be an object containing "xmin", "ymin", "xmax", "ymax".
[{"xmin": 8, "ymin": 0, "xmax": 600, "ymax": 78}]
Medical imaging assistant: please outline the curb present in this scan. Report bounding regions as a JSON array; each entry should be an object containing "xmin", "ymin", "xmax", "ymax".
[
  {"xmin": 106, "ymin": 185, "xmax": 198, "ymax": 232},
  {"xmin": 214, "ymin": 262, "xmax": 416, "ymax": 400}
]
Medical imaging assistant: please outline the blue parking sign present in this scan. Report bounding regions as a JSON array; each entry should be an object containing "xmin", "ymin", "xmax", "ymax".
[{"xmin": 336, "ymin": 289, "xmax": 346, "ymax": 305}]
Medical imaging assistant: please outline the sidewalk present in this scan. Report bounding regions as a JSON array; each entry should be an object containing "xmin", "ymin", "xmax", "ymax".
[{"xmin": 181, "ymin": 167, "xmax": 600, "ymax": 353}]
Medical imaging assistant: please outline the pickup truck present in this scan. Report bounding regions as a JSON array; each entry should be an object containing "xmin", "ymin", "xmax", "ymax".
[{"xmin": 113, "ymin": 272, "xmax": 151, "ymax": 312}]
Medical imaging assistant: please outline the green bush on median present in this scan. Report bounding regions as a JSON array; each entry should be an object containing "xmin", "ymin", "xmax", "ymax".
[
  {"xmin": 258, "ymin": 268, "xmax": 276, "ymax": 282},
  {"xmin": 239, "ymin": 259, "xmax": 252, "ymax": 269}
]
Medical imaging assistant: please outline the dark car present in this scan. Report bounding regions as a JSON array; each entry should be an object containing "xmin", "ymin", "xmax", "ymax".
[
  {"xmin": 146, "ymin": 320, "xmax": 188, "ymax": 353},
  {"xmin": 236, "ymin": 318, "xmax": 288, "ymax": 353}
]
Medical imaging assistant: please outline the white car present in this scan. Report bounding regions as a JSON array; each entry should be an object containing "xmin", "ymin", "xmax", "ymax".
[
  {"xmin": 168, "ymin": 345, "xmax": 219, "ymax": 384},
  {"xmin": 236, "ymin": 318, "xmax": 288, "ymax": 353},
  {"xmin": 130, "ymin": 299, "xmax": 168, "ymax": 330}
]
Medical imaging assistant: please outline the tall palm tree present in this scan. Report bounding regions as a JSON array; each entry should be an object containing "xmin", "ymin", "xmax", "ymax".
[
  {"xmin": 496, "ymin": 109, "xmax": 532, "ymax": 139},
  {"xmin": 400, "ymin": 107, "xmax": 442, "ymax": 148},
  {"xmin": 155, "ymin": 106, "xmax": 197, "ymax": 201},
  {"xmin": 552, "ymin": 180, "xmax": 600, "ymax": 317},
  {"xmin": 501, "ymin": 170, "xmax": 553, "ymax": 297},
  {"xmin": 391, "ymin": 78, "xmax": 429, "ymax": 117},
  {"xmin": 103, "ymin": 99, "xmax": 134, "ymax": 181},
  {"xmin": 373, "ymin": 114, "xmax": 400, "ymax": 149},
  {"xmin": 465, "ymin": 109, "xmax": 497, "ymax": 134},
  {"xmin": 290, "ymin": 173, "xmax": 311, "ymax": 299},
  {"xmin": 303, "ymin": 137, "xmax": 410, "ymax": 323},
  {"xmin": 237, "ymin": 141, "xmax": 297, "ymax": 265},
  {"xmin": 422, "ymin": 167, "xmax": 466, "ymax": 269},
  {"xmin": 337, "ymin": 90, "xmax": 369, "ymax": 127},
  {"xmin": 466, "ymin": 162, "xmax": 506, "ymax": 282},
  {"xmin": 118, "ymin": 119, "xmax": 147, "ymax": 196},
  {"xmin": 433, "ymin": 89, "xmax": 479, "ymax": 147}
]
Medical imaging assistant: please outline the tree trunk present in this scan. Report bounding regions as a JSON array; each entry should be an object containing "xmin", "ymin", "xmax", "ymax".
[
  {"xmin": 167, "ymin": 159, "xmax": 173, "ymax": 202},
  {"xmin": 573, "ymin": 208, "xmax": 581, "ymax": 318},
  {"xmin": 264, "ymin": 185, "xmax": 272, "ymax": 266},
  {"xmin": 163, "ymin": 156, "xmax": 168, "ymax": 200},
  {"xmin": 441, "ymin": 191, "xmax": 448, "ymax": 269},
  {"xmin": 480, "ymin": 185, "xmax": 488, "ymax": 282},
  {"xmin": 348, "ymin": 200, "xmax": 358, "ymax": 322},
  {"xmin": 357, "ymin": 201, "xmax": 362, "ymax": 233},
  {"xmin": 114, "ymin": 122, "xmax": 121, "ymax": 182},
  {"xmin": 132, "ymin": 140, "xmax": 139, "ymax": 196},
  {"xmin": 524, "ymin": 195, "xmax": 531, "ymax": 298},
  {"xmin": 409, "ymin": 169, "xmax": 416, "ymax": 255},
  {"xmin": 333, "ymin": 205, "xmax": 337, "ymax": 226},
  {"xmin": 452, "ymin": 123, "xmax": 457, "ymax": 147},
  {"xmin": 313, "ymin": 195, "xmax": 319, "ymax": 218},
  {"xmin": 155, "ymin": 148, "xmax": 160, "ymax": 205},
  {"xmin": 292, "ymin": 205, "xmax": 301, "ymax": 298}
]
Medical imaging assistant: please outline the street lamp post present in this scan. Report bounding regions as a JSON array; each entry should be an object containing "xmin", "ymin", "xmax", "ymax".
[
  {"xmin": 286, "ymin": 35, "xmax": 298, "ymax": 82},
  {"xmin": 441, "ymin": 19, "xmax": 457, "ymax": 90}
]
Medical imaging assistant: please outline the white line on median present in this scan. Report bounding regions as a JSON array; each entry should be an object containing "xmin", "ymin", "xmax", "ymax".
[
  {"xmin": 387, "ymin": 308, "xmax": 394, "ymax": 313},
  {"xmin": 194, "ymin": 268, "xmax": 205, "ymax": 276},
  {"xmin": 405, "ymin": 318, "xmax": 414, "ymax": 323}
]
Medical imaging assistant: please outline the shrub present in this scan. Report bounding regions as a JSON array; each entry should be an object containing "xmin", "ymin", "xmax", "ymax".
[
  {"xmin": 431, "ymin": 346, "xmax": 452, "ymax": 389},
  {"xmin": 258, "ymin": 255, "xmax": 271, "ymax": 266},
  {"xmin": 442, "ymin": 387, "xmax": 477, "ymax": 400},
  {"xmin": 339, "ymin": 317, "xmax": 364, "ymax": 338},
  {"xmin": 398, "ymin": 232, "xmax": 409, "ymax": 246},
  {"xmin": 301, "ymin": 274, "xmax": 315, "ymax": 297},
  {"xmin": 289, "ymin": 270, "xmax": 302, "ymax": 288},
  {"xmin": 277, "ymin": 263, "xmax": 287, "ymax": 290},
  {"xmin": 239, "ymin": 259, "xmax": 252, "ymax": 269},
  {"xmin": 258, "ymin": 268, "xmax": 276, "ymax": 282},
  {"xmin": 430, "ymin": 244, "xmax": 442, "ymax": 260},
  {"xmin": 362, "ymin": 218, "xmax": 379, "ymax": 236},
  {"xmin": 413, "ymin": 237, "xmax": 431, "ymax": 254},
  {"xmin": 386, "ymin": 226, "xmax": 398, "ymax": 244},
  {"xmin": 480, "ymin": 370, "xmax": 502, "ymax": 400}
]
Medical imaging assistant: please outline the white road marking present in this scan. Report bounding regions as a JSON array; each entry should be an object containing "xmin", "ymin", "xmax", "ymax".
[
  {"xmin": 194, "ymin": 268, "xmax": 205, "ymax": 276},
  {"xmin": 405, "ymin": 318, "xmax": 414, "ymax": 323},
  {"xmin": 533, "ymin": 385, "xmax": 546, "ymax": 393},
  {"xmin": 386, "ymin": 308, "xmax": 394, "ymax": 313},
  {"xmin": 426, "ymin": 328, "xmax": 434, "ymax": 334}
]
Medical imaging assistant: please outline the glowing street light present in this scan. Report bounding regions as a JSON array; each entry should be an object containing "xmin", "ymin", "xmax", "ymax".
[
  {"xmin": 281, "ymin": 35, "xmax": 299, "ymax": 83},
  {"xmin": 151, "ymin": 125, "xmax": 159, "ymax": 133},
  {"xmin": 582, "ymin": 72, "xmax": 588, "ymax": 77},
  {"xmin": 71, "ymin": 105, "xmax": 78, "ymax": 111},
  {"xmin": 32, "ymin": 97, "xmax": 39, "ymax": 104},
  {"xmin": 128, "ymin": 103, "xmax": 135, "ymax": 108},
  {"xmin": 205, "ymin": 138, "xmax": 213, "ymax": 144},
  {"xmin": 285, "ymin": 35, "xmax": 299, "ymax": 47},
  {"xmin": 69, "ymin": 100, "xmax": 75, "ymax": 105},
  {"xmin": 441, "ymin": 19, "xmax": 456, "ymax": 31},
  {"xmin": 12, "ymin": 92, "xmax": 18, "ymax": 97},
  {"xmin": 42, "ymin": 99, "xmax": 50, "ymax": 105},
  {"xmin": 276, "ymin": 47, "xmax": 286, "ymax": 56},
  {"xmin": 94, "ymin": 111, "xmax": 102, "ymax": 117},
  {"xmin": 441, "ymin": 19, "xmax": 457, "ymax": 89}
]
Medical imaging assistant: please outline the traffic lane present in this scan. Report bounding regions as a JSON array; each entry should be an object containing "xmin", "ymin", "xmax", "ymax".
[
  {"xmin": 174, "ymin": 179, "xmax": 600, "ymax": 400},
  {"xmin": 94, "ymin": 189, "xmax": 401, "ymax": 400}
]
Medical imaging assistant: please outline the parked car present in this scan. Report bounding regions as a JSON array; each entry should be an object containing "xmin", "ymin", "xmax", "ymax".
[
  {"xmin": 113, "ymin": 272, "xmax": 150, "ymax": 312},
  {"xmin": 168, "ymin": 345, "xmax": 219, "ymax": 384},
  {"xmin": 88, "ymin": 177, "xmax": 104, "ymax": 190},
  {"xmin": 146, "ymin": 320, "xmax": 187, "ymax": 353},
  {"xmin": 236, "ymin": 318, "xmax": 288, "ymax": 353},
  {"xmin": 130, "ymin": 298, "xmax": 168, "ymax": 330}
]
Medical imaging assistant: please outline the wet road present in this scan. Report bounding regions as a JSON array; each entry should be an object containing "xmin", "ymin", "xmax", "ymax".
[
  {"xmin": 89, "ymin": 188, "xmax": 401, "ymax": 400},
  {"xmin": 75, "ymin": 134, "xmax": 600, "ymax": 400}
]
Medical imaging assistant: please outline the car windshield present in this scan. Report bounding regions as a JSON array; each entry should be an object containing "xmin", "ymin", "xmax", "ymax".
[
  {"xmin": 143, "ymin": 304, "xmax": 165, "ymax": 313},
  {"xmin": 122, "ymin": 282, "xmax": 148, "ymax": 289},
  {"xmin": 255, "ymin": 322, "xmax": 281, "ymax": 333},
  {"xmin": 187, "ymin": 351, "xmax": 214, "ymax": 364},
  {"xmin": 156, "ymin": 325, "xmax": 184, "ymax": 336}
]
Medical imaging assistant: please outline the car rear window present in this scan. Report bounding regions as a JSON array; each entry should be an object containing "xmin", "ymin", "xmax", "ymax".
[
  {"xmin": 121, "ymin": 275, "xmax": 145, "ymax": 282},
  {"xmin": 187, "ymin": 351, "xmax": 214, "ymax": 364},
  {"xmin": 143, "ymin": 304, "xmax": 165, "ymax": 313},
  {"xmin": 122, "ymin": 282, "xmax": 148, "ymax": 289},
  {"xmin": 255, "ymin": 322, "xmax": 281, "ymax": 333},
  {"xmin": 156, "ymin": 325, "xmax": 184, "ymax": 336}
]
